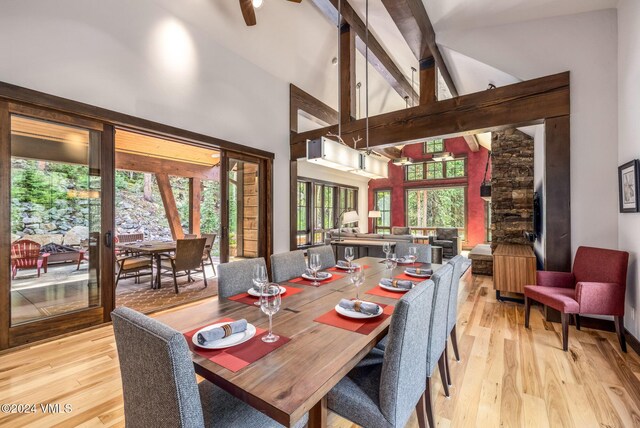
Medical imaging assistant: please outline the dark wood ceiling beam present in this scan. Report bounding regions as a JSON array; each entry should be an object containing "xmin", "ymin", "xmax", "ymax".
[
  {"xmin": 340, "ymin": 23, "xmax": 356, "ymax": 123},
  {"xmin": 290, "ymin": 84, "xmax": 338, "ymax": 133},
  {"xmin": 290, "ymin": 72, "xmax": 570, "ymax": 159},
  {"xmin": 310, "ymin": 0, "xmax": 419, "ymax": 102},
  {"xmin": 381, "ymin": 0, "xmax": 483, "ymax": 151},
  {"xmin": 419, "ymin": 57, "xmax": 436, "ymax": 106}
]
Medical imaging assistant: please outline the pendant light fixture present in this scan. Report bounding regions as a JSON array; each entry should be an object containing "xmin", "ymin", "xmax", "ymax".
[{"xmin": 392, "ymin": 94, "xmax": 413, "ymax": 166}]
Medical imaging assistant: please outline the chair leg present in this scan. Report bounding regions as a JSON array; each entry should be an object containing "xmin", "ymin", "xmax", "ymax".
[
  {"xmin": 438, "ymin": 354, "xmax": 450, "ymax": 397},
  {"xmin": 614, "ymin": 316, "xmax": 627, "ymax": 353},
  {"xmin": 574, "ymin": 314, "xmax": 581, "ymax": 331},
  {"xmin": 415, "ymin": 392, "xmax": 428, "ymax": 428},
  {"xmin": 524, "ymin": 296, "xmax": 531, "ymax": 328},
  {"xmin": 425, "ymin": 378, "xmax": 436, "ymax": 428},
  {"xmin": 444, "ymin": 346, "xmax": 452, "ymax": 387},
  {"xmin": 450, "ymin": 325, "xmax": 460, "ymax": 362},
  {"xmin": 209, "ymin": 254, "xmax": 216, "ymax": 276},
  {"xmin": 561, "ymin": 313, "xmax": 569, "ymax": 351},
  {"xmin": 202, "ymin": 262, "xmax": 208, "ymax": 288},
  {"xmin": 172, "ymin": 270, "xmax": 179, "ymax": 294}
]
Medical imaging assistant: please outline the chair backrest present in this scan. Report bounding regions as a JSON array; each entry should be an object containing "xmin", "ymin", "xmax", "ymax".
[
  {"xmin": 271, "ymin": 250, "xmax": 307, "ymax": 282},
  {"xmin": 395, "ymin": 242, "xmax": 432, "ymax": 264},
  {"xmin": 184, "ymin": 234, "xmax": 198, "ymax": 239},
  {"xmin": 573, "ymin": 246, "xmax": 629, "ymax": 290},
  {"xmin": 379, "ymin": 281, "xmax": 435, "ymax": 426},
  {"xmin": 217, "ymin": 257, "xmax": 267, "ymax": 298},
  {"xmin": 307, "ymin": 245, "xmax": 336, "ymax": 270},
  {"xmin": 11, "ymin": 240, "xmax": 41, "ymax": 267},
  {"xmin": 446, "ymin": 255, "xmax": 466, "ymax": 333},
  {"xmin": 202, "ymin": 233, "xmax": 216, "ymax": 249},
  {"xmin": 174, "ymin": 239, "xmax": 207, "ymax": 272},
  {"xmin": 425, "ymin": 263, "xmax": 453, "ymax": 375},
  {"xmin": 436, "ymin": 228, "xmax": 458, "ymax": 240},
  {"xmin": 111, "ymin": 307, "xmax": 205, "ymax": 428},
  {"xmin": 117, "ymin": 233, "xmax": 144, "ymax": 243}
]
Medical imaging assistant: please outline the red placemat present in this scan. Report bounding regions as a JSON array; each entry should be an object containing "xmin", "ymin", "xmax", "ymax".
[
  {"xmin": 366, "ymin": 286, "xmax": 409, "ymax": 300},
  {"xmin": 327, "ymin": 265, "xmax": 371, "ymax": 272},
  {"xmin": 288, "ymin": 273, "xmax": 344, "ymax": 287},
  {"xmin": 394, "ymin": 273, "xmax": 430, "ymax": 281},
  {"xmin": 314, "ymin": 304, "xmax": 394, "ymax": 335},
  {"xmin": 185, "ymin": 318, "xmax": 290, "ymax": 372},
  {"xmin": 228, "ymin": 286, "xmax": 304, "ymax": 306}
]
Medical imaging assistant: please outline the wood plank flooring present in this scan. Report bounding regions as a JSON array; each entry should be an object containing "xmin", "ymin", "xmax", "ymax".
[{"xmin": 1, "ymin": 273, "xmax": 640, "ymax": 427}]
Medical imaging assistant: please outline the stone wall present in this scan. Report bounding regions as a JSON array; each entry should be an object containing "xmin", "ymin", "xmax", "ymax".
[{"xmin": 491, "ymin": 129, "xmax": 535, "ymax": 250}]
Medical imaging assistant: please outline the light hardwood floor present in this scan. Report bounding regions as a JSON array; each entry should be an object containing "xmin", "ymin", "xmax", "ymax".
[{"xmin": 1, "ymin": 273, "xmax": 640, "ymax": 428}]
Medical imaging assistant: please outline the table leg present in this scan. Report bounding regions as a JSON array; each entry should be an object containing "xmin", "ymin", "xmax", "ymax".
[
  {"xmin": 308, "ymin": 396, "xmax": 327, "ymax": 428},
  {"xmin": 155, "ymin": 254, "xmax": 162, "ymax": 289}
]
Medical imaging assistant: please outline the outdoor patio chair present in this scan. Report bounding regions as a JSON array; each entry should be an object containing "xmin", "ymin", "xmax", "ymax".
[
  {"xmin": 158, "ymin": 238, "xmax": 208, "ymax": 294},
  {"xmin": 115, "ymin": 253, "xmax": 154, "ymax": 287},
  {"xmin": 202, "ymin": 233, "xmax": 217, "ymax": 276},
  {"xmin": 11, "ymin": 240, "xmax": 49, "ymax": 279}
]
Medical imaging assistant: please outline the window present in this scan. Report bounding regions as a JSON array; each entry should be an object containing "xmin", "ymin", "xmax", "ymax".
[
  {"xmin": 445, "ymin": 159, "xmax": 465, "ymax": 178},
  {"xmin": 485, "ymin": 201, "xmax": 492, "ymax": 242},
  {"xmin": 406, "ymin": 187, "xmax": 466, "ymax": 240},
  {"xmin": 424, "ymin": 139, "xmax": 444, "ymax": 154},
  {"xmin": 297, "ymin": 181, "xmax": 309, "ymax": 246},
  {"xmin": 426, "ymin": 162, "xmax": 443, "ymax": 180},
  {"xmin": 374, "ymin": 190, "xmax": 391, "ymax": 234},
  {"xmin": 406, "ymin": 163, "xmax": 424, "ymax": 181},
  {"xmin": 297, "ymin": 178, "xmax": 358, "ymax": 247}
]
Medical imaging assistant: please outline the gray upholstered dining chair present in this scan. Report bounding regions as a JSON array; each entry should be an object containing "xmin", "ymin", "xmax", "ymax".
[
  {"xmin": 158, "ymin": 238, "xmax": 208, "ymax": 294},
  {"xmin": 327, "ymin": 282, "xmax": 435, "ymax": 428},
  {"xmin": 111, "ymin": 307, "xmax": 308, "ymax": 428},
  {"xmin": 446, "ymin": 256, "xmax": 466, "ymax": 363},
  {"xmin": 217, "ymin": 257, "xmax": 267, "ymax": 299},
  {"xmin": 271, "ymin": 250, "xmax": 307, "ymax": 283},
  {"xmin": 307, "ymin": 245, "xmax": 336, "ymax": 270},
  {"xmin": 395, "ymin": 242, "xmax": 432, "ymax": 264}
]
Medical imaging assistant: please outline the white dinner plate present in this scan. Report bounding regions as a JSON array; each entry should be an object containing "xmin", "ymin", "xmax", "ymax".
[
  {"xmin": 379, "ymin": 282, "xmax": 414, "ymax": 292},
  {"xmin": 404, "ymin": 270, "xmax": 431, "ymax": 278},
  {"xmin": 301, "ymin": 272, "xmax": 333, "ymax": 281},
  {"xmin": 247, "ymin": 286, "xmax": 287, "ymax": 297},
  {"xmin": 334, "ymin": 302, "xmax": 383, "ymax": 319},
  {"xmin": 335, "ymin": 263, "xmax": 358, "ymax": 270},
  {"xmin": 192, "ymin": 322, "xmax": 257, "ymax": 349}
]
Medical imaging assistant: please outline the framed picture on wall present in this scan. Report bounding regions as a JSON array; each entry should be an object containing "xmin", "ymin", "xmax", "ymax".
[{"xmin": 618, "ymin": 159, "xmax": 640, "ymax": 213}]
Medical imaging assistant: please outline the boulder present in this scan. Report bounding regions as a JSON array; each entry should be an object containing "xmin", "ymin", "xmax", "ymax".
[
  {"xmin": 22, "ymin": 216, "xmax": 42, "ymax": 225},
  {"xmin": 21, "ymin": 234, "xmax": 64, "ymax": 246},
  {"xmin": 63, "ymin": 226, "xmax": 89, "ymax": 246}
]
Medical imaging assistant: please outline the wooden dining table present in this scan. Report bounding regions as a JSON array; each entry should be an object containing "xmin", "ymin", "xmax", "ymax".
[
  {"xmin": 116, "ymin": 240, "xmax": 176, "ymax": 289},
  {"xmin": 154, "ymin": 256, "xmax": 443, "ymax": 427}
]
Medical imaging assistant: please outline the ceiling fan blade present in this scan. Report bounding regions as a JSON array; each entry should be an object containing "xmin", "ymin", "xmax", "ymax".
[{"xmin": 239, "ymin": 0, "xmax": 257, "ymax": 26}]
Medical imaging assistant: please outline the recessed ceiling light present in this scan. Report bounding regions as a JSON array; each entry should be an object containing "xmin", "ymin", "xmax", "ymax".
[{"xmin": 252, "ymin": 0, "xmax": 264, "ymax": 8}]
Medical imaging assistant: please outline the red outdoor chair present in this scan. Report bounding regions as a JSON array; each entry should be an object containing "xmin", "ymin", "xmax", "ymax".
[
  {"xmin": 11, "ymin": 240, "xmax": 50, "ymax": 279},
  {"xmin": 524, "ymin": 246, "xmax": 629, "ymax": 352}
]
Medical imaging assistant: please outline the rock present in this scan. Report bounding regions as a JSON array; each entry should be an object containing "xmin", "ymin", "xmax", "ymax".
[
  {"xmin": 42, "ymin": 223, "xmax": 57, "ymax": 232},
  {"xmin": 20, "ymin": 234, "xmax": 64, "ymax": 246},
  {"xmin": 11, "ymin": 233, "xmax": 20, "ymax": 243},
  {"xmin": 22, "ymin": 216, "xmax": 42, "ymax": 225},
  {"xmin": 63, "ymin": 226, "xmax": 89, "ymax": 246}
]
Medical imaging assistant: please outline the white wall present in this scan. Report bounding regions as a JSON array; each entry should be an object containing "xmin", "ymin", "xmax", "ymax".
[
  {"xmin": 297, "ymin": 160, "xmax": 371, "ymax": 232},
  {"xmin": 618, "ymin": 0, "xmax": 640, "ymax": 338},
  {"xmin": 533, "ymin": 125, "xmax": 546, "ymax": 266},
  {"xmin": 0, "ymin": 0, "xmax": 292, "ymax": 253},
  {"xmin": 438, "ymin": 9, "xmax": 619, "ymax": 257}
]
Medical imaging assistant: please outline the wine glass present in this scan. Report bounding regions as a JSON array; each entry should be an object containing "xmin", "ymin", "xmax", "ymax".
[
  {"xmin": 252, "ymin": 265, "xmax": 268, "ymax": 306},
  {"xmin": 349, "ymin": 268, "xmax": 365, "ymax": 300},
  {"xmin": 309, "ymin": 253, "xmax": 321, "ymax": 287},
  {"xmin": 345, "ymin": 247, "xmax": 355, "ymax": 272},
  {"xmin": 385, "ymin": 253, "xmax": 398, "ymax": 279},
  {"xmin": 382, "ymin": 242, "xmax": 391, "ymax": 260},
  {"xmin": 408, "ymin": 246, "xmax": 418, "ymax": 264},
  {"xmin": 260, "ymin": 284, "xmax": 281, "ymax": 343}
]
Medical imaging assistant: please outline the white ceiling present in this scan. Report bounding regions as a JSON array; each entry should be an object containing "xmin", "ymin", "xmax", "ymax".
[{"xmin": 157, "ymin": 0, "xmax": 617, "ymax": 121}]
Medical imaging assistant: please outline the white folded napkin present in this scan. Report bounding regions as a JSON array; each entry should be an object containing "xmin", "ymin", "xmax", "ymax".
[
  {"xmin": 197, "ymin": 319, "xmax": 247, "ymax": 345},
  {"xmin": 337, "ymin": 260, "xmax": 351, "ymax": 267},
  {"xmin": 304, "ymin": 269, "xmax": 330, "ymax": 279},
  {"xmin": 380, "ymin": 278, "xmax": 414, "ymax": 290},
  {"xmin": 338, "ymin": 299, "xmax": 380, "ymax": 315}
]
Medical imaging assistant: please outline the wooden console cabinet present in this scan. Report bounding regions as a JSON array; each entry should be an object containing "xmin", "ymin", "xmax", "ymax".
[{"xmin": 493, "ymin": 244, "xmax": 536, "ymax": 302}]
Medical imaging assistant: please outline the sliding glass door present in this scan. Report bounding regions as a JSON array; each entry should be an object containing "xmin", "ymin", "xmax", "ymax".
[{"xmin": 0, "ymin": 103, "xmax": 113, "ymax": 348}]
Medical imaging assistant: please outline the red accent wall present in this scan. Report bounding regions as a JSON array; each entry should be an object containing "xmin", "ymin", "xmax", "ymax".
[{"xmin": 368, "ymin": 137, "xmax": 491, "ymax": 248}]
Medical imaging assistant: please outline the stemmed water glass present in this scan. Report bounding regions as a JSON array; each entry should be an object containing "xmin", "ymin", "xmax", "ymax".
[
  {"xmin": 252, "ymin": 265, "xmax": 268, "ymax": 306},
  {"xmin": 309, "ymin": 253, "xmax": 321, "ymax": 287},
  {"xmin": 385, "ymin": 253, "xmax": 398, "ymax": 279},
  {"xmin": 408, "ymin": 246, "xmax": 418, "ymax": 264},
  {"xmin": 345, "ymin": 247, "xmax": 355, "ymax": 272},
  {"xmin": 260, "ymin": 283, "xmax": 281, "ymax": 343},
  {"xmin": 382, "ymin": 242, "xmax": 391, "ymax": 260},
  {"xmin": 349, "ymin": 268, "xmax": 365, "ymax": 300}
]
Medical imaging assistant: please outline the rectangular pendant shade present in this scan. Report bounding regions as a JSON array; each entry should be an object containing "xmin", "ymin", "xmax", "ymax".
[
  {"xmin": 306, "ymin": 137, "xmax": 361, "ymax": 171},
  {"xmin": 353, "ymin": 153, "xmax": 389, "ymax": 179}
]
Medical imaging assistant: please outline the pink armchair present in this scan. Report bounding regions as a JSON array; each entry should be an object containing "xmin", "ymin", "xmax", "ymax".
[{"xmin": 524, "ymin": 246, "xmax": 629, "ymax": 352}]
